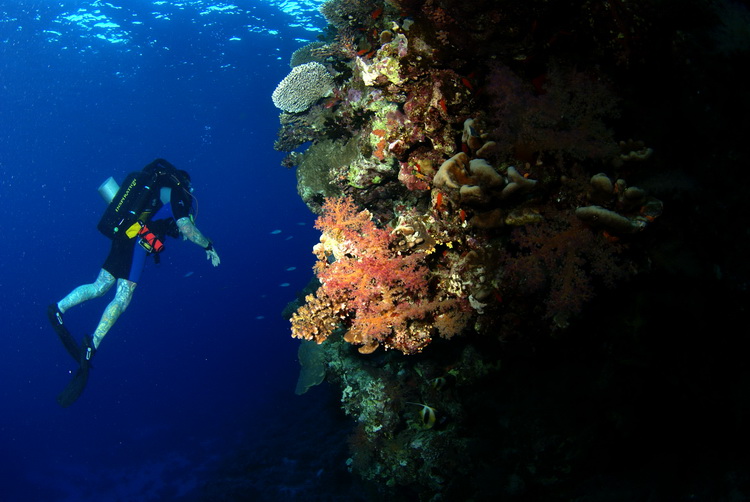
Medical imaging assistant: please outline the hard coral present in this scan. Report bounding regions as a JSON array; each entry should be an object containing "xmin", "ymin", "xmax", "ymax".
[
  {"xmin": 272, "ymin": 62, "xmax": 335, "ymax": 113},
  {"xmin": 576, "ymin": 173, "xmax": 663, "ymax": 234},
  {"xmin": 320, "ymin": 0, "xmax": 388, "ymax": 31},
  {"xmin": 433, "ymin": 151, "xmax": 521, "ymax": 207},
  {"xmin": 289, "ymin": 41, "xmax": 330, "ymax": 67}
]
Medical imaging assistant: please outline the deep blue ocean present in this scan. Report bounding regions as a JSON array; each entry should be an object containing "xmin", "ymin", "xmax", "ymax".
[{"xmin": 0, "ymin": 2, "xmax": 357, "ymax": 500}]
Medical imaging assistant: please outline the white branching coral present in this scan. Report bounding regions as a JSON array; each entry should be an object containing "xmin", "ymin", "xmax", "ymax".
[{"xmin": 272, "ymin": 62, "xmax": 334, "ymax": 113}]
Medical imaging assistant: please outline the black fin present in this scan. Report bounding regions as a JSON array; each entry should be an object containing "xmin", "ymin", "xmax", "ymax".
[
  {"xmin": 47, "ymin": 304, "xmax": 81, "ymax": 363},
  {"xmin": 56, "ymin": 336, "xmax": 96, "ymax": 408},
  {"xmin": 56, "ymin": 361, "xmax": 89, "ymax": 407}
]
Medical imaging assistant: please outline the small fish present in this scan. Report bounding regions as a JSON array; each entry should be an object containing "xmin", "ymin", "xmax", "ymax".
[
  {"xmin": 183, "ymin": 271, "xmax": 194, "ymax": 278},
  {"xmin": 406, "ymin": 402, "xmax": 437, "ymax": 430},
  {"xmin": 431, "ymin": 377, "xmax": 447, "ymax": 391},
  {"xmin": 285, "ymin": 236, "xmax": 294, "ymax": 240},
  {"xmin": 323, "ymin": 97, "xmax": 340, "ymax": 109},
  {"xmin": 296, "ymin": 222, "xmax": 306, "ymax": 226},
  {"xmin": 279, "ymin": 283, "xmax": 290, "ymax": 287},
  {"xmin": 255, "ymin": 315, "xmax": 265, "ymax": 320},
  {"xmin": 270, "ymin": 229, "xmax": 282, "ymax": 234},
  {"xmin": 286, "ymin": 267, "xmax": 297, "ymax": 271}
]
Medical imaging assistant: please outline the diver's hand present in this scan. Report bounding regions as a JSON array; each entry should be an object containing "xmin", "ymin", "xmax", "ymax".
[{"xmin": 205, "ymin": 244, "xmax": 221, "ymax": 267}]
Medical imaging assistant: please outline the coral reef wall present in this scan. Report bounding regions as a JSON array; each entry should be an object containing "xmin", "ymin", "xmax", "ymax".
[{"xmin": 272, "ymin": 0, "xmax": 750, "ymax": 500}]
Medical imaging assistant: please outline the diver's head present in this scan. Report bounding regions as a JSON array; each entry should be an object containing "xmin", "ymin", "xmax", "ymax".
[
  {"xmin": 176, "ymin": 169, "xmax": 192, "ymax": 192},
  {"xmin": 166, "ymin": 169, "xmax": 193, "ymax": 194}
]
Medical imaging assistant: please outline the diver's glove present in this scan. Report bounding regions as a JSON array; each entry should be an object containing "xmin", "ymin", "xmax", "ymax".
[{"xmin": 205, "ymin": 243, "xmax": 221, "ymax": 267}]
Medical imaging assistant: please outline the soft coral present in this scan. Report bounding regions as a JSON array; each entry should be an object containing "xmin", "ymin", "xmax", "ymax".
[{"xmin": 293, "ymin": 197, "xmax": 438, "ymax": 354}]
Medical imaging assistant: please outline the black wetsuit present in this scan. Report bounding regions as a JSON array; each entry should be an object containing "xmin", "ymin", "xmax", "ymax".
[{"xmin": 102, "ymin": 181, "xmax": 192, "ymax": 282}]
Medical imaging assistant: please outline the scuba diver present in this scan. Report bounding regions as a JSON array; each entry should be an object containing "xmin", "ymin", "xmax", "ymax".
[{"xmin": 47, "ymin": 158, "xmax": 220, "ymax": 407}]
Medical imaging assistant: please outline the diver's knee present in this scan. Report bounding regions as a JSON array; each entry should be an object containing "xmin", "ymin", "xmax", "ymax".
[
  {"xmin": 94, "ymin": 270, "xmax": 116, "ymax": 296},
  {"xmin": 94, "ymin": 282, "xmax": 113, "ymax": 296},
  {"xmin": 115, "ymin": 279, "xmax": 137, "ymax": 309}
]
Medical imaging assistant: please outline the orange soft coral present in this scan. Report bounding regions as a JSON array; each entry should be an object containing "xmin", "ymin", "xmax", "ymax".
[{"xmin": 292, "ymin": 196, "xmax": 441, "ymax": 354}]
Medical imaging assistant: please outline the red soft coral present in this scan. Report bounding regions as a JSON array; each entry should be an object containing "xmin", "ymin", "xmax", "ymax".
[{"xmin": 502, "ymin": 211, "xmax": 629, "ymax": 328}]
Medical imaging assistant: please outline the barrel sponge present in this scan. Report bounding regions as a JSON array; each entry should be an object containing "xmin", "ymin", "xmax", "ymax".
[{"xmin": 272, "ymin": 62, "xmax": 334, "ymax": 113}]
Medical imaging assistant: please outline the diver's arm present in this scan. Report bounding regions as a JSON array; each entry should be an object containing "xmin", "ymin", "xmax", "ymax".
[
  {"xmin": 177, "ymin": 216, "xmax": 221, "ymax": 266},
  {"xmin": 177, "ymin": 217, "xmax": 210, "ymax": 247}
]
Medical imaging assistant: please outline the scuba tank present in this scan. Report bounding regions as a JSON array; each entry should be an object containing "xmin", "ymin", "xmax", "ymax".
[
  {"xmin": 97, "ymin": 171, "xmax": 159, "ymax": 240},
  {"xmin": 96, "ymin": 160, "xmax": 187, "ymax": 244},
  {"xmin": 98, "ymin": 176, "xmax": 120, "ymax": 204}
]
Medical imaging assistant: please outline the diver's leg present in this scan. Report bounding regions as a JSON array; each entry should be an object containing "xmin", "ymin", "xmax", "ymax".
[
  {"xmin": 58, "ymin": 269, "xmax": 116, "ymax": 313},
  {"xmin": 91, "ymin": 278, "xmax": 137, "ymax": 349}
]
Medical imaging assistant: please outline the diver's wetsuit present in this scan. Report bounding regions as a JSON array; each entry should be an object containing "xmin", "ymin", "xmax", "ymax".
[{"xmin": 101, "ymin": 184, "xmax": 192, "ymax": 281}]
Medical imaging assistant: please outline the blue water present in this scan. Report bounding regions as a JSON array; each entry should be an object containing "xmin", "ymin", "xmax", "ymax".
[{"xmin": 0, "ymin": 2, "xmax": 350, "ymax": 500}]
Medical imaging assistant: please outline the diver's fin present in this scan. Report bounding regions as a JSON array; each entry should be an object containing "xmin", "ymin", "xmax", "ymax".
[
  {"xmin": 57, "ymin": 362, "xmax": 89, "ymax": 407},
  {"xmin": 56, "ymin": 336, "xmax": 95, "ymax": 408},
  {"xmin": 47, "ymin": 304, "xmax": 81, "ymax": 363}
]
